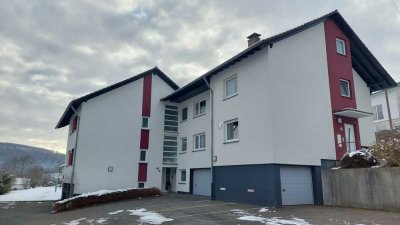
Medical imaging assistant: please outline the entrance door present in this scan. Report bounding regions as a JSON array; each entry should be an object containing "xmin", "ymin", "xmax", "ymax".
[
  {"xmin": 164, "ymin": 168, "xmax": 176, "ymax": 192},
  {"xmin": 344, "ymin": 123, "xmax": 356, "ymax": 153}
]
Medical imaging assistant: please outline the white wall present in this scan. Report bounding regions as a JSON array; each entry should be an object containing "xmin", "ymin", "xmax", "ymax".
[
  {"xmin": 353, "ymin": 69, "xmax": 375, "ymax": 146},
  {"xmin": 211, "ymin": 22, "xmax": 336, "ymax": 167},
  {"xmin": 176, "ymin": 91, "xmax": 211, "ymax": 193},
  {"xmin": 71, "ymin": 75, "xmax": 174, "ymax": 194},
  {"xmin": 62, "ymin": 106, "xmax": 81, "ymax": 183},
  {"xmin": 371, "ymin": 86, "xmax": 400, "ymax": 131}
]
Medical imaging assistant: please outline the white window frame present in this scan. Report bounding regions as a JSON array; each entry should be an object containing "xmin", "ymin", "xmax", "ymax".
[
  {"xmin": 224, "ymin": 75, "xmax": 238, "ymax": 99},
  {"xmin": 373, "ymin": 104, "xmax": 384, "ymax": 121},
  {"xmin": 142, "ymin": 117, "xmax": 149, "ymax": 129},
  {"xmin": 224, "ymin": 118, "xmax": 239, "ymax": 142},
  {"xmin": 194, "ymin": 100, "xmax": 206, "ymax": 117},
  {"xmin": 180, "ymin": 169, "xmax": 186, "ymax": 183},
  {"xmin": 336, "ymin": 38, "xmax": 346, "ymax": 55},
  {"xmin": 193, "ymin": 133, "xmax": 206, "ymax": 151},
  {"xmin": 139, "ymin": 150, "xmax": 147, "ymax": 162},
  {"xmin": 181, "ymin": 137, "xmax": 187, "ymax": 153},
  {"xmin": 340, "ymin": 79, "xmax": 351, "ymax": 98},
  {"xmin": 181, "ymin": 107, "xmax": 188, "ymax": 122}
]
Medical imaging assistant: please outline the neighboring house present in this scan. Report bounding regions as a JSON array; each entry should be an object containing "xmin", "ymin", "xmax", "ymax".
[
  {"xmin": 11, "ymin": 178, "xmax": 30, "ymax": 190},
  {"xmin": 371, "ymin": 85, "xmax": 400, "ymax": 132},
  {"xmin": 56, "ymin": 10, "xmax": 396, "ymax": 206}
]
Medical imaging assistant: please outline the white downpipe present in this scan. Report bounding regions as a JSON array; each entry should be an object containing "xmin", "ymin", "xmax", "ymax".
[{"xmin": 203, "ymin": 77, "xmax": 214, "ymax": 199}]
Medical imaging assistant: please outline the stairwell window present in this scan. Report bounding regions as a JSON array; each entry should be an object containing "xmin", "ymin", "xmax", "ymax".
[
  {"xmin": 340, "ymin": 79, "xmax": 351, "ymax": 97},
  {"xmin": 336, "ymin": 38, "xmax": 346, "ymax": 55},
  {"xmin": 224, "ymin": 75, "xmax": 238, "ymax": 99},
  {"xmin": 225, "ymin": 119, "xmax": 239, "ymax": 142},
  {"xmin": 194, "ymin": 100, "xmax": 206, "ymax": 117},
  {"xmin": 194, "ymin": 133, "xmax": 206, "ymax": 151}
]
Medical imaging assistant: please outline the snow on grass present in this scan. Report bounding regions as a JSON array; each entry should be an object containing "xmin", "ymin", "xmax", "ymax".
[
  {"xmin": 127, "ymin": 208, "xmax": 173, "ymax": 224},
  {"xmin": 232, "ymin": 208, "xmax": 312, "ymax": 225},
  {"xmin": 108, "ymin": 209, "xmax": 124, "ymax": 215},
  {"xmin": 0, "ymin": 186, "xmax": 61, "ymax": 202},
  {"xmin": 62, "ymin": 217, "xmax": 86, "ymax": 225}
]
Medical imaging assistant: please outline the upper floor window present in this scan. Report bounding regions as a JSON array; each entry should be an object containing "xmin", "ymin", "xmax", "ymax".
[
  {"xmin": 68, "ymin": 149, "xmax": 74, "ymax": 166},
  {"xmin": 340, "ymin": 79, "xmax": 351, "ymax": 97},
  {"xmin": 142, "ymin": 117, "xmax": 149, "ymax": 128},
  {"xmin": 194, "ymin": 133, "xmax": 206, "ymax": 151},
  {"xmin": 336, "ymin": 38, "xmax": 346, "ymax": 55},
  {"xmin": 181, "ymin": 107, "xmax": 188, "ymax": 122},
  {"xmin": 225, "ymin": 119, "xmax": 239, "ymax": 142},
  {"xmin": 373, "ymin": 104, "xmax": 384, "ymax": 121},
  {"xmin": 224, "ymin": 75, "xmax": 238, "ymax": 99},
  {"xmin": 181, "ymin": 137, "xmax": 187, "ymax": 152},
  {"xmin": 194, "ymin": 100, "xmax": 206, "ymax": 117},
  {"xmin": 70, "ymin": 116, "xmax": 78, "ymax": 135},
  {"xmin": 140, "ymin": 150, "xmax": 147, "ymax": 162}
]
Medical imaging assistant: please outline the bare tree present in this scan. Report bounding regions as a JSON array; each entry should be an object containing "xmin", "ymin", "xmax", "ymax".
[
  {"xmin": 3, "ymin": 155, "xmax": 36, "ymax": 177},
  {"xmin": 26, "ymin": 166, "xmax": 44, "ymax": 188}
]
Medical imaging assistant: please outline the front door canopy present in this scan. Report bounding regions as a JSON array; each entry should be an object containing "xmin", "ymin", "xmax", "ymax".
[{"xmin": 333, "ymin": 108, "xmax": 373, "ymax": 118}]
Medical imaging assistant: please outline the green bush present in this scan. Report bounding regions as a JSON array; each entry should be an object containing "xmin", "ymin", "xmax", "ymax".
[
  {"xmin": 0, "ymin": 172, "xmax": 13, "ymax": 195},
  {"xmin": 370, "ymin": 130, "xmax": 400, "ymax": 167}
]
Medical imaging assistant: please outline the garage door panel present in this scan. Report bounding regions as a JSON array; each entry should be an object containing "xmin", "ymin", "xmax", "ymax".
[
  {"xmin": 281, "ymin": 166, "xmax": 314, "ymax": 205},
  {"xmin": 193, "ymin": 169, "xmax": 211, "ymax": 196}
]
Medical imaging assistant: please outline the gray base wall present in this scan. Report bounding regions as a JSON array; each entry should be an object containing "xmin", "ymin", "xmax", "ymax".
[
  {"xmin": 322, "ymin": 167, "xmax": 400, "ymax": 210},
  {"xmin": 213, "ymin": 164, "xmax": 282, "ymax": 206}
]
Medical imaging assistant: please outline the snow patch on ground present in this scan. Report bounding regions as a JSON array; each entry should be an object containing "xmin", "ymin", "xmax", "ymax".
[
  {"xmin": 0, "ymin": 186, "xmax": 61, "ymax": 202},
  {"xmin": 259, "ymin": 207, "xmax": 276, "ymax": 213},
  {"xmin": 127, "ymin": 208, "xmax": 173, "ymax": 224},
  {"xmin": 96, "ymin": 218, "xmax": 109, "ymax": 224},
  {"xmin": 232, "ymin": 208, "xmax": 312, "ymax": 225},
  {"xmin": 56, "ymin": 187, "xmax": 139, "ymax": 204},
  {"xmin": 62, "ymin": 217, "xmax": 86, "ymax": 225},
  {"xmin": 108, "ymin": 209, "xmax": 124, "ymax": 215},
  {"xmin": 0, "ymin": 202, "xmax": 15, "ymax": 209}
]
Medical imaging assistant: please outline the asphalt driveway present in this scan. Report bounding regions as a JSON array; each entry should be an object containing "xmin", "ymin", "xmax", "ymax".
[{"xmin": 0, "ymin": 193, "xmax": 399, "ymax": 225}]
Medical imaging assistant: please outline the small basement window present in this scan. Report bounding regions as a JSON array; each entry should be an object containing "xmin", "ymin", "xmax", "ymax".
[
  {"xmin": 340, "ymin": 79, "xmax": 351, "ymax": 97},
  {"xmin": 336, "ymin": 38, "xmax": 346, "ymax": 55},
  {"xmin": 138, "ymin": 182, "xmax": 145, "ymax": 188},
  {"xmin": 225, "ymin": 119, "xmax": 239, "ymax": 142}
]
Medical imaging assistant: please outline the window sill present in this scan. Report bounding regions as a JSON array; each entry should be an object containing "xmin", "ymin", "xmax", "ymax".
[
  {"xmin": 180, "ymin": 119, "xmax": 187, "ymax": 123},
  {"xmin": 193, "ymin": 149, "xmax": 206, "ymax": 152},
  {"xmin": 340, "ymin": 95, "xmax": 351, "ymax": 99},
  {"xmin": 179, "ymin": 151, "xmax": 187, "ymax": 154},
  {"xmin": 193, "ymin": 113, "xmax": 206, "ymax": 119},
  {"xmin": 224, "ymin": 139, "xmax": 239, "ymax": 144},
  {"xmin": 223, "ymin": 93, "xmax": 238, "ymax": 101},
  {"xmin": 141, "ymin": 128, "xmax": 150, "ymax": 130},
  {"xmin": 178, "ymin": 182, "xmax": 186, "ymax": 185},
  {"xmin": 337, "ymin": 52, "xmax": 347, "ymax": 57}
]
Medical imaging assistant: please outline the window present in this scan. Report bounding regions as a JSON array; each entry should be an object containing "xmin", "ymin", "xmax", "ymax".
[
  {"xmin": 142, "ymin": 117, "xmax": 149, "ymax": 128},
  {"xmin": 224, "ymin": 75, "xmax": 238, "ymax": 99},
  {"xmin": 225, "ymin": 119, "xmax": 239, "ymax": 142},
  {"xmin": 180, "ymin": 170, "xmax": 186, "ymax": 182},
  {"xmin": 181, "ymin": 137, "xmax": 187, "ymax": 152},
  {"xmin": 163, "ymin": 135, "xmax": 178, "ymax": 164},
  {"xmin": 373, "ymin": 104, "xmax": 384, "ymax": 121},
  {"xmin": 68, "ymin": 149, "xmax": 74, "ymax": 166},
  {"xmin": 336, "ymin": 38, "xmax": 346, "ymax": 55},
  {"xmin": 194, "ymin": 133, "xmax": 206, "ymax": 150},
  {"xmin": 181, "ymin": 107, "xmax": 188, "ymax": 121},
  {"xmin": 340, "ymin": 79, "xmax": 351, "ymax": 97},
  {"xmin": 70, "ymin": 116, "xmax": 78, "ymax": 135},
  {"xmin": 194, "ymin": 100, "xmax": 206, "ymax": 117},
  {"xmin": 138, "ymin": 182, "xmax": 145, "ymax": 188},
  {"xmin": 140, "ymin": 150, "xmax": 146, "ymax": 162}
]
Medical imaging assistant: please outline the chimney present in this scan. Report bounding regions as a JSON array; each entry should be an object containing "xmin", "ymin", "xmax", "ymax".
[{"xmin": 247, "ymin": 33, "xmax": 261, "ymax": 47}]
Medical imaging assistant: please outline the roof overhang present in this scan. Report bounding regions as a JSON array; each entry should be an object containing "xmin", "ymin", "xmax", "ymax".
[{"xmin": 334, "ymin": 108, "xmax": 373, "ymax": 118}]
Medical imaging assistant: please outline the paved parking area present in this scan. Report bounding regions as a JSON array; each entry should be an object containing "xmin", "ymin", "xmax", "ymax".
[{"xmin": 1, "ymin": 193, "xmax": 400, "ymax": 225}]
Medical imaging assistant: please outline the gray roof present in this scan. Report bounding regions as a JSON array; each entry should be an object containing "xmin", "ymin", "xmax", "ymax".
[{"xmin": 162, "ymin": 10, "xmax": 397, "ymax": 103}]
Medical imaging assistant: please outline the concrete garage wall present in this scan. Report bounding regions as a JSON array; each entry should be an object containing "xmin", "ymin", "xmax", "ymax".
[{"xmin": 322, "ymin": 168, "xmax": 400, "ymax": 210}]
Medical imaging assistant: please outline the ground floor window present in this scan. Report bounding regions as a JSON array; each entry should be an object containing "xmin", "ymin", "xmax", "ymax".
[
  {"xmin": 138, "ymin": 182, "xmax": 145, "ymax": 188},
  {"xmin": 180, "ymin": 169, "xmax": 186, "ymax": 183}
]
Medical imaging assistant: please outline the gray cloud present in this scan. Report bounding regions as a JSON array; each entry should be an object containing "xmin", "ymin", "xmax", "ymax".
[{"xmin": 0, "ymin": 0, "xmax": 399, "ymax": 152}]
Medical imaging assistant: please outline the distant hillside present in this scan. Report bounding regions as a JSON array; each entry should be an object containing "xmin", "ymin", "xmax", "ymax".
[{"xmin": 0, "ymin": 142, "xmax": 65, "ymax": 169}]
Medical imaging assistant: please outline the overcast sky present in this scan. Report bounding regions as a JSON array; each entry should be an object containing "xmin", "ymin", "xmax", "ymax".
[{"xmin": 0, "ymin": 0, "xmax": 399, "ymax": 153}]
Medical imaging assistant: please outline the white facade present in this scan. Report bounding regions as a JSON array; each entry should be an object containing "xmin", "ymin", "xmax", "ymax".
[{"xmin": 371, "ymin": 86, "xmax": 400, "ymax": 132}]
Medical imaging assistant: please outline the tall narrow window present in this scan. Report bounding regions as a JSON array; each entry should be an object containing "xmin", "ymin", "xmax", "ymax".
[
  {"xmin": 142, "ymin": 117, "xmax": 149, "ymax": 128},
  {"xmin": 181, "ymin": 107, "xmax": 188, "ymax": 121},
  {"xmin": 70, "ymin": 116, "xmax": 78, "ymax": 135},
  {"xmin": 336, "ymin": 38, "xmax": 346, "ymax": 55},
  {"xmin": 225, "ymin": 119, "xmax": 239, "ymax": 142},
  {"xmin": 194, "ymin": 133, "xmax": 206, "ymax": 150},
  {"xmin": 340, "ymin": 79, "xmax": 350, "ymax": 97},
  {"xmin": 373, "ymin": 104, "xmax": 384, "ymax": 121},
  {"xmin": 180, "ymin": 170, "xmax": 186, "ymax": 182},
  {"xmin": 224, "ymin": 75, "xmax": 238, "ymax": 99},
  {"xmin": 68, "ymin": 149, "xmax": 74, "ymax": 166},
  {"xmin": 194, "ymin": 100, "xmax": 206, "ymax": 117},
  {"xmin": 140, "ymin": 150, "xmax": 146, "ymax": 162},
  {"xmin": 181, "ymin": 137, "xmax": 187, "ymax": 152}
]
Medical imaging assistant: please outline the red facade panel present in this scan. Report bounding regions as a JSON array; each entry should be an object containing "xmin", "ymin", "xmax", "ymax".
[
  {"xmin": 138, "ymin": 163, "xmax": 148, "ymax": 181},
  {"xmin": 324, "ymin": 19, "xmax": 361, "ymax": 159},
  {"xmin": 142, "ymin": 74, "xmax": 152, "ymax": 117},
  {"xmin": 140, "ymin": 129, "xmax": 150, "ymax": 149}
]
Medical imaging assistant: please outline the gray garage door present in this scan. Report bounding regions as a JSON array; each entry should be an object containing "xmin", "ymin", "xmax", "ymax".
[
  {"xmin": 280, "ymin": 166, "xmax": 314, "ymax": 205},
  {"xmin": 193, "ymin": 169, "xmax": 211, "ymax": 196}
]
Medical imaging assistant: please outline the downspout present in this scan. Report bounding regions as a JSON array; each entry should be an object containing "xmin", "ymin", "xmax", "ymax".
[
  {"xmin": 69, "ymin": 105, "xmax": 80, "ymax": 197},
  {"xmin": 203, "ymin": 77, "xmax": 215, "ymax": 200},
  {"xmin": 385, "ymin": 90, "xmax": 393, "ymax": 130}
]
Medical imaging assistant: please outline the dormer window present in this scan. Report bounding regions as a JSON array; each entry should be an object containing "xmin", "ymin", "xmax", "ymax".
[{"xmin": 336, "ymin": 38, "xmax": 346, "ymax": 55}]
